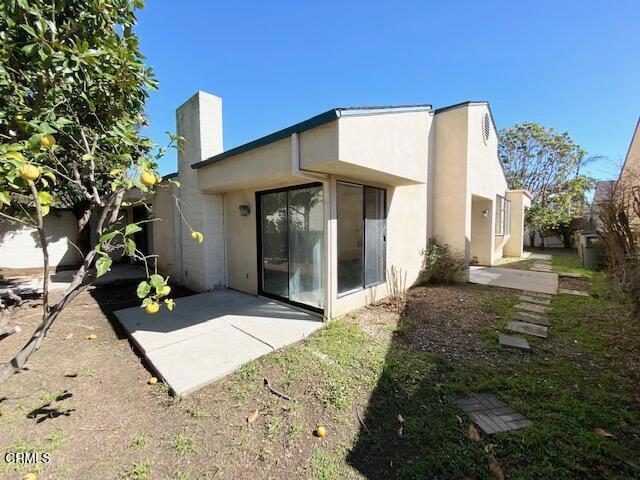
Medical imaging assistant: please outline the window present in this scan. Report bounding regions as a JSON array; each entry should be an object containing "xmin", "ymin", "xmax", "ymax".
[
  {"xmin": 337, "ymin": 182, "xmax": 386, "ymax": 295},
  {"xmin": 495, "ymin": 195, "xmax": 511, "ymax": 236}
]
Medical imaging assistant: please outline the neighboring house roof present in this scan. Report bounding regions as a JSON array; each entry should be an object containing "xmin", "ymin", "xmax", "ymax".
[
  {"xmin": 191, "ymin": 104, "xmax": 432, "ymax": 169},
  {"xmin": 616, "ymin": 116, "xmax": 640, "ymax": 188},
  {"xmin": 163, "ymin": 172, "xmax": 178, "ymax": 180},
  {"xmin": 592, "ymin": 180, "xmax": 616, "ymax": 204}
]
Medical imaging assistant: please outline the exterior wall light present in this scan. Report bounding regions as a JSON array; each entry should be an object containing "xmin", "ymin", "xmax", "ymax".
[
  {"xmin": 239, "ymin": 205, "xmax": 251, "ymax": 216},
  {"xmin": 482, "ymin": 209, "xmax": 489, "ymax": 219}
]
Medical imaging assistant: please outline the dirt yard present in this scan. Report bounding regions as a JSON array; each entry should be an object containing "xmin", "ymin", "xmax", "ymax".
[{"xmin": 1, "ymin": 254, "xmax": 639, "ymax": 479}]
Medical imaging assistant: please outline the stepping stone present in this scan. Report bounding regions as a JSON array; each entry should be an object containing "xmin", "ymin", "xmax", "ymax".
[
  {"xmin": 455, "ymin": 393, "xmax": 532, "ymax": 434},
  {"xmin": 532, "ymin": 266, "xmax": 552, "ymax": 271},
  {"xmin": 558, "ymin": 288, "xmax": 589, "ymax": 297},
  {"xmin": 558, "ymin": 271, "xmax": 582, "ymax": 278},
  {"xmin": 507, "ymin": 321, "xmax": 548, "ymax": 338},
  {"xmin": 522, "ymin": 290, "xmax": 552, "ymax": 299},
  {"xmin": 499, "ymin": 335, "xmax": 531, "ymax": 351},
  {"xmin": 512, "ymin": 311, "xmax": 550, "ymax": 326},
  {"xmin": 519, "ymin": 294, "xmax": 551, "ymax": 305},
  {"xmin": 516, "ymin": 302, "xmax": 551, "ymax": 314}
]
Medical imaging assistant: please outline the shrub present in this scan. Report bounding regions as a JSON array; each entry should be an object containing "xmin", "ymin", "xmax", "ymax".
[
  {"xmin": 598, "ymin": 185, "xmax": 640, "ymax": 312},
  {"xmin": 420, "ymin": 237, "xmax": 468, "ymax": 284}
]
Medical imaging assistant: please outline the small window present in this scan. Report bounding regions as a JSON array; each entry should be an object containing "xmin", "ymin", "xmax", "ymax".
[
  {"xmin": 495, "ymin": 195, "xmax": 511, "ymax": 236},
  {"xmin": 483, "ymin": 113, "xmax": 491, "ymax": 142}
]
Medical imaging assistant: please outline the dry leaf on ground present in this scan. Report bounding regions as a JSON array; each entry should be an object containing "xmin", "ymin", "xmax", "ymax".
[
  {"xmin": 64, "ymin": 333, "xmax": 73, "ymax": 340},
  {"xmin": 488, "ymin": 455, "xmax": 505, "ymax": 480},
  {"xmin": 595, "ymin": 427, "xmax": 614, "ymax": 437},
  {"xmin": 468, "ymin": 424, "xmax": 480, "ymax": 442},
  {"xmin": 247, "ymin": 409, "xmax": 259, "ymax": 423}
]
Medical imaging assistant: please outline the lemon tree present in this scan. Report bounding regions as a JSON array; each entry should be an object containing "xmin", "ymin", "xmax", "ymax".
[{"xmin": 0, "ymin": 0, "xmax": 200, "ymax": 383}]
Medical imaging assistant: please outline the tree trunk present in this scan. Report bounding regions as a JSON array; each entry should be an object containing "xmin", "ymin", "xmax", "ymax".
[{"xmin": 539, "ymin": 231, "xmax": 546, "ymax": 250}]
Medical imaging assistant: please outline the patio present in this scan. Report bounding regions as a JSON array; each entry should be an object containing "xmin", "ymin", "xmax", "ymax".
[
  {"xmin": 469, "ymin": 266, "xmax": 558, "ymax": 295},
  {"xmin": 114, "ymin": 289, "xmax": 323, "ymax": 395}
]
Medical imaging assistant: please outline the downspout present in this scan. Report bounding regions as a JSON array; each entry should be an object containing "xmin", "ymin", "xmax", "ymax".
[{"xmin": 291, "ymin": 133, "xmax": 331, "ymax": 320}]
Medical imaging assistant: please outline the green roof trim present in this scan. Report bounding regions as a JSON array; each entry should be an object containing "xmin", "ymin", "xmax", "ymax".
[
  {"xmin": 191, "ymin": 109, "xmax": 339, "ymax": 169},
  {"xmin": 191, "ymin": 104, "xmax": 431, "ymax": 169}
]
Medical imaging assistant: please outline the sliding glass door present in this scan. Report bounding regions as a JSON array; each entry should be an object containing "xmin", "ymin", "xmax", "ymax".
[
  {"xmin": 337, "ymin": 182, "xmax": 386, "ymax": 295},
  {"xmin": 258, "ymin": 183, "xmax": 324, "ymax": 311}
]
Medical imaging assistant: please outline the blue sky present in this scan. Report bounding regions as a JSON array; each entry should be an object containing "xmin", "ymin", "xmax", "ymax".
[{"xmin": 137, "ymin": 0, "xmax": 639, "ymax": 183}]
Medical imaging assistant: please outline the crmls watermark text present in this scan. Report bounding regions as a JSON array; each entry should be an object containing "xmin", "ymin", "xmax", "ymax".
[{"xmin": 4, "ymin": 451, "xmax": 51, "ymax": 464}]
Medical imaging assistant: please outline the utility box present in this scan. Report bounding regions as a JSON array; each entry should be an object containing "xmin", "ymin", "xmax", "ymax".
[{"xmin": 579, "ymin": 232, "xmax": 604, "ymax": 270}]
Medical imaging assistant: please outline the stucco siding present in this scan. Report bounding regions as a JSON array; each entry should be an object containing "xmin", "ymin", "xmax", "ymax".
[
  {"xmin": 152, "ymin": 183, "xmax": 182, "ymax": 280},
  {"xmin": 0, "ymin": 211, "xmax": 82, "ymax": 269},
  {"xmin": 224, "ymin": 189, "xmax": 258, "ymax": 294},
  {"xmin": 431, "ymin": 106, "xmax": 469, "ymax": 258},
  {"xmin": 337, "ymin": 112, "xmax": 429, "ymax": 184}
]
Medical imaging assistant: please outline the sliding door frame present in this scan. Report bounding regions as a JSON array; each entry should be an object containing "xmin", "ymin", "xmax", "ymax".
[
  {"xmin": 256, "ymin": 182, "xmax": 324, "ymax": 315},
  {"xmin": 336, "ymin": 180, "xmax": 387, "ymax": 297}
]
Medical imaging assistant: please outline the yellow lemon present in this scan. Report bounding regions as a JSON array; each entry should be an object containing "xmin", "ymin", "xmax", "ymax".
[
  {"xmin": 315, "ymin": 426, "xmax": 326, "ymax": 437},
  {"xmin": 191, "ymin": 231, "xmax": 204, "ymax": 243},
  {"xmin": 148, "ymin": 376, "xmax": 158, "ymax": 385},
  {"xmin": 22, "ymin": 474, "xmax": 37, "ymax": 480},
  {"xmin": 140, "ymin": 171, "xmax": 156, "ymax": 187},
  {"xmin": 145, "ymin": 302, "xmax": 160, "ymax": 314},
  {"xmin": 41, "ymin": 135, "xmax": 56, "ymax": 149},
  {"xmin": 20, "ymin": 164, "xmax": 40, "ymax": 181},
  {"xmin": 14, "ymin": 114, "xmax": 24, "ymax": 122},
  {"xmin": 159, "ymin": 285, "xmax": 171, "ymax": 297},
  {"xmin": 5, "ymin": 151, "xmax": 24, "ymax": 161}
]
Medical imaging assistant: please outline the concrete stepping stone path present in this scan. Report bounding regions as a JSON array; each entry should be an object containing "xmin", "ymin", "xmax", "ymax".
[
  {"xmin": 515, "ymin": 302, "xmax": 551, "ymax": 314},
  {"xmin": 558, "ymin": 288, "xmax": 589, "ymax": 297},
  {"xmin": 512, "ymin": 311, "xmax": 550, "ymax": 326},
  {"xmin": 519, "ymin": 294, "xmax": 551, "ymax": 305},
  {"xmin": 499, "ymin": 335, "xmax": 531, "ymax": 351},
  {"xmin": 456, "ymin": 393, "xmax": 532, "ymax": 434},
  {"xmin": 507, "ymin": 321, "xmax": 548, "ymax": 338},
  {"xmin": 558, "ymin": 271, "xmax": 582, "ymax": 278}
]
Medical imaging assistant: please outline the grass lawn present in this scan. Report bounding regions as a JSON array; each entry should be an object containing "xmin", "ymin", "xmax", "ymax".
[{"xmin": 1, "ymin": 250, "xmax": 639, "ymax": 479}]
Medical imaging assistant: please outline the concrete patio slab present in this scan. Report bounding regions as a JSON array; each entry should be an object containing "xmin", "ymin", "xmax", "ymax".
[
  {"xmin": 469, "ymin": 266, "xmax": 558, "ymax": 295},
  {"xmin": 558, "ymin": 288, "xmax": 590, "ymax": 297},
  {"xmin": 114, "ymin": 289, "xmax": 323, "ymax": 395}
]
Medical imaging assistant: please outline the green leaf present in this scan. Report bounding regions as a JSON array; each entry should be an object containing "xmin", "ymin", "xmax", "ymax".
[
  {"xmin": 141, "ymin": 297, "xmax": 153, "ymax": 307},
  {"xmin": 0, "ymin": 191, "xmax": 10, "ymax": 206},
  {"xmin": 149, "ymin": 274, "xmax": 165, "ymax": 289},
  {"xmin": 99, "ymin": 231, "xmax": 119, "ymax": 243},
  {"xmin": 38, "ymin": 191, "xmax": 53, "ymax": 205},
  {"xmin": 42, "ymin": 171, "xmax": 56, "ymax": 184},
  {"xmin": 165, "ymin": 298, "xmax": 175, "ymax": 311},
  {"xmin": 95, "ymin": 256, "xmax": 112, "ymax": 278},
  {"xmin": 41, "ymin": 205, "xmax": 50, "ymax": 217},
  {"xmin": 124, "ymin": 223, "xmax": 142, "ymax": 236},
  {"xmin": 125, "ymin": 238, "xmax": 136, "ymax": 256},
  {"xmin": 136, "ymin": 281, "xmax": 151, "ymax": 299}
]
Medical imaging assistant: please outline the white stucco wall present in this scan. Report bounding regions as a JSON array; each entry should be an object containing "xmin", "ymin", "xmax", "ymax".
[
  {"xmin": 0, "ymin": 210, "xmax": 82, "ymax": 268},
  {"xmin": 152, "ymin": 182, "xmax": 183, "ymax": 281},
  {"xmin": 430, "ymin": 105, "xmax": 470, "ymax": 259},
  {"xmin": 430, "ymin": 103, "xmax": 511, "ymax": 267}
]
